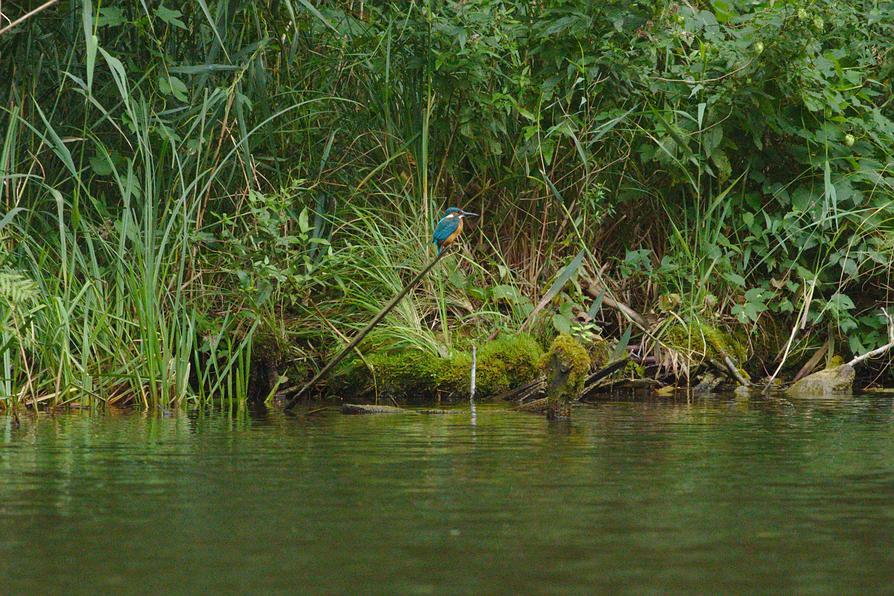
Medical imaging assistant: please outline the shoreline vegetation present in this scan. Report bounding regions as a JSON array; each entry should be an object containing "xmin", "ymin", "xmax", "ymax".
[{"xmin": 2, "ymin": 1, "xmax": 894, "ymax": 410}]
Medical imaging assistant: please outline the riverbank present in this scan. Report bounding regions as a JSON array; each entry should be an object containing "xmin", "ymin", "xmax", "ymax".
[{"xmin": 2, "ymin": 2, "xmax": 894, "ymax": 409}]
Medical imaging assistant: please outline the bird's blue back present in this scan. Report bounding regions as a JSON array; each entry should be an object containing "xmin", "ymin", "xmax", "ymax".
[{"xmin": 433, "ymin": 215, "xmax": 460, "ymax": 253}]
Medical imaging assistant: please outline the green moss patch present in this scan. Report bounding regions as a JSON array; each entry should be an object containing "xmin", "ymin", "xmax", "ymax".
[
  {"xmin": 541, "ymin": 334, "xmax": 591, "ymax": 418},
  {"xmin": 541, "ymin": 335, "xmax": 591, "ymax": 396},
  {"xmin": 330, "ymin": 334, "xmax": 543, "ymax": 401},
  {"xmin": 662, "ymin": 318, "xmax": 747, "ymax": 364},
  {"xmin": 475, "ymin": 334, "xmax": 543, "ymax": 395}
]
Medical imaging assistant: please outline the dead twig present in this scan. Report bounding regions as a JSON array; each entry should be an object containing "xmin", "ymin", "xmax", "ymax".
[
  {"xmin": 847, "ymin": 309, "xmax": 894, "ymax": 367},
  {"xmin": 792, "ymin": 339, "xmax": 829, "ymax": 383},
  {"xmin": 0, "ymin": 0, "xmax": 58, "ymax": 36},
  {"xmin": 765, "ymin": 278, "xmax": 815, "ymax": 392},
  {"xmin": 283, "ymin": 250, "xmax": 447, "ymax": 408}
]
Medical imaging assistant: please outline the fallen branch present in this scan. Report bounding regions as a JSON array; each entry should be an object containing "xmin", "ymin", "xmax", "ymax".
[
  {"xmin": 516, "ymin": 397, "xmax": 548, "ymax": 413},
  {"xmin": 581, "ymin": 279, "xmax": 648, "ymax": 330},
  {"xmin": 284, "ymin": 250, "xmax": 447, "ymax": 408},
  {"xmin": 721, "ymin": 353, "xmax": 750, "ymax": 387},
  {"xmin": 847, "ymin": 309, "xmax": 894, "ymax": 367},
  {"xmin": 584, "ymin": 358, "xmax": 629, "ymax": 387},
  {"xmin": 494, "ymin": 378, "xmax": 545, "ymax": 403},
  {"xmin": 580, "ymin": 377, "xmax": 660, "ymax": 398},
  {"xmin": 766, "ymin": 278, "xmax": 816, "ymax": 391}
]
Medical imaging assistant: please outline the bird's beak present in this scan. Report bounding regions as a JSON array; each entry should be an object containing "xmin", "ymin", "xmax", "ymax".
[{"xmin": 462, "ymin": 211, "xmax": 479, "ymax": 217}]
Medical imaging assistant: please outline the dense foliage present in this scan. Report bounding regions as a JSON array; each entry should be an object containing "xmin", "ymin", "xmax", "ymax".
[{"xmin": 1, "ymin": 0, "xmax": 893, "ymax": 406}]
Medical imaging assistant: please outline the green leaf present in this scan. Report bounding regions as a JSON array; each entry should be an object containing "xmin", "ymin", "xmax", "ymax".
[
  {"xmin": 97, "ymin": 7, "xmax": 126, "ymax": 27},
  {"xmin": 492, "ymin": 284, "xmax": 524, "ymax": 304},
  {"xmin": 170, "ymin": 64, "xmax": 240, "ymax": 75},
  {"xmin": 298, "ymin": 207, "xmax": 310, "ymax": 234},
  {"xmin": 82, "ymin": 1, "xmax": 97, "ymax": 93},
  {"xmin": 724, "ymin": 272, "xmax": 746, "ymax": 287},
  {"xmin": 552, "ymin": 313, "xmax": 572, "ymax": 335},
  {"xmin": 545, "ymin": 249, "xmax": 586, "ymax": 299},
  {"xmin": 849, "ymin": 335, "xmax": 866, "ymax": 356},
  {"xmin": 587, "ymin": 289, "xmax": 605, "ymax": 318},
  {"xmin": 447, "ymin": 269, "xmax": 466, "ymax": 289},
  {"xmin": 89, "ymin": 155, "xmax": 113, "ymax": 176},
  {"xmin": 0, "ymin": 208, "xmax": 24, "ymax": 233},
  {"xmin": 295, "ymin": 0, "xmax": 339, "ymax": 34},
  {"xmin": 609, "ymin": 325, "xmax": 632, "ymax": 361},
  {"xmin": 517, "ymin": 105, "xmax": 537, "ymax": 122},
  {"xmin": 156, "ymin": 5, "xmax": 187, "ymax": 29},
  {"xmin": 159, "ymin": 75, "xmax": 188, "ymax": 101},
  {"xmin": 711, "ymin": 149, "xmax": 731, "ymax": 182},
  {"xmin": 828, "ymin": 293, "xmax": 855, "ymax": 311},
  {"xmin": 99, "ymin": 48, "xmax": 129, "ymax": 102},
  {"xmin": 32, "ymin": 103, "xmax": 76, "ymax": 177}
]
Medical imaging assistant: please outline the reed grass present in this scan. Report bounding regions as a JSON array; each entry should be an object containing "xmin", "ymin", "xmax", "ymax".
[{"xmin": 2, "ymin": 0, "xmax": 893, "ymax": 407}]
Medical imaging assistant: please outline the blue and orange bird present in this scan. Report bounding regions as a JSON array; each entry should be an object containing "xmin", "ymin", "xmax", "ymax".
[{"xmin": 433, "ymin": 207, "xmax": 478, "ymax": 254}]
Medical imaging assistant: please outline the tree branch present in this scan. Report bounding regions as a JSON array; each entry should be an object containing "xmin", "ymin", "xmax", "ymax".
[
  {"xmin": 0, "ymin": 0, "xmax": 58, "ymax": 37},
  {"xmin": 847, "ymin": 309, "xmax": 894, "ymax": 367}
]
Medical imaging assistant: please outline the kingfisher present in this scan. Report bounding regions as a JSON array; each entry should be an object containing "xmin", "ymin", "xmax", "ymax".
[{"xmin": 432, "ymin": 207, "xmax": 478, "ymax": 254}]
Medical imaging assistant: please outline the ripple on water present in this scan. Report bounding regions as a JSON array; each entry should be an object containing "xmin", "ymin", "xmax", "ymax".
[{"xmin": 1, "ymin": 396, "xmax": 894, "ymax": 592}]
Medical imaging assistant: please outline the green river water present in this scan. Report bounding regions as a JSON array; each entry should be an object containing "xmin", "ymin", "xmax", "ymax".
[{"xmin": 1, "ymin": 396, "xmax": 893, "ymax": 593}]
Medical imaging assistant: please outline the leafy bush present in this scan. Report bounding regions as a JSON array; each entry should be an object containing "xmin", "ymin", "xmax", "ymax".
[{"xmin": 3, "ymin": 0, "xmax": 894, "ymax": 405}]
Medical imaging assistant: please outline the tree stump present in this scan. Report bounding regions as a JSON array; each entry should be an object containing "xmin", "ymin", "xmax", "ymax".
[{"xmin": 543, "ymin": 335, "xmax": 591, "ymax": 420}]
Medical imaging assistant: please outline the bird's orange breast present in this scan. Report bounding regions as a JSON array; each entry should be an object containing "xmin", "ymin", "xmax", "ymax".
[{"xmin": 443, "ymin": 217, "xmax": 463, "ymax": 247}]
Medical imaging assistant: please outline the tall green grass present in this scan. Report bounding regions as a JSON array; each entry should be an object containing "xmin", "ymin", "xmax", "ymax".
[
  {"xmin": 2, "ymin": 0, "xmax": 894, "ymax": 406},
  {"xmin": 0, "ymin": 1, "xmax": 326, "ymax": 408}
]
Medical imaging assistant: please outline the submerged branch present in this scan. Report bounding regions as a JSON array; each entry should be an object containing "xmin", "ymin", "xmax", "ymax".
[{"xmin": 722, "ymin": 353, "xmax": 750, "ymax": 387}]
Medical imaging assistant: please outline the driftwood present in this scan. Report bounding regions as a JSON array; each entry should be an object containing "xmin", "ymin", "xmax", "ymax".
[
  {"xmin": 516, "ymin": 397, "xmax": 548, "ymax": 413},
  {"xmin": 495, "ymin": 378, "xmax": 545, "ymax": 403},
  {"xmin": 341, "ymin": 404, "xmax": 463, "ymax": 415},
  {"xmin": 580, "ymin": 378, "xmax": 660, "ymax": 400},
  {"xmin": 847, "ymin": 309, "xmax": 894, "ymax": 367},
  {"xmin": 705, "ymin": 354, "xmax": 750, "ymax": 387},
  {"xmin": 584, "ymin": 358, "xmax": 629, "ymax": 387},
  {"xmin": 578, "ymin": 359, "xmax": 630, "ymax": 399},
  {"xmin": 582, "ymin": 279, "xmax": 648, "ymax": 330},
  {"xmin": 506, "ymin": 359, "xmax": 631, "ymax": 410}
]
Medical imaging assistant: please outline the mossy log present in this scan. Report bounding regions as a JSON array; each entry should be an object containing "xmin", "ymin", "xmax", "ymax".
[
  {"xmin": 543, "ymin": 335, "xmax": 591, "ymax": 420},
  {"xmin": 330, "ymin": 334, "xmax": 543, "ymax": 401}
]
